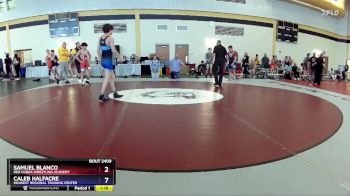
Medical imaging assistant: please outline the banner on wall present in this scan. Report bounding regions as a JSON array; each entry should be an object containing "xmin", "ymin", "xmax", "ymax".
[
  {"xmin": 215, "ymin": 25, "xmax": 244, "ymax": 36},
  {"xmin": 94, "ymin": 23, "xmax": 127, "ymax": 33}
]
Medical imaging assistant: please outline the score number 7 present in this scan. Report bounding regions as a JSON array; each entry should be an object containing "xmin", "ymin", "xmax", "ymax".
[{"xmin": 104, "ymin": 177, "xmax": 109, "ymax": 184}]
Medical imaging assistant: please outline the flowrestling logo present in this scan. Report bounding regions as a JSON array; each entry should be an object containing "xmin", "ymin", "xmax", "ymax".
[
  {"xmin": 321, "ymin": 9, "xmax": 339, "ymax": 16},
  {"xmin": 109, "ymin": 88, "xmax": 224, "ymax": 105}
]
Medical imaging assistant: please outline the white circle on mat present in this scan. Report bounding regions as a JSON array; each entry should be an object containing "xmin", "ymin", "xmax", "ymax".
[{"xmin": 108, "ymin": 88, "xmax": 224, "ymax": 105}]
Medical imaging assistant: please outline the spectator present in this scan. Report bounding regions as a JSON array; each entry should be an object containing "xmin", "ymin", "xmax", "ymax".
[
  {"xmin": 68, "ymin": 49, "xmax": 76, "ymax": 78},
  {"xmin": 336, "ymin": 65, "xmax": 344, "ymax": 80},
  {"xmin": 300, "ymin": 63, "xmax": 305, "ymax": 78},
  {"xmin": 288, "ymin": 56, "xmax": 294, "ymax": 65},
  {"xmin": 205, "ymin": 48, "xmax": 214, "ymax": 78},
  {"xmin": 170, "ymin": 54, "xmax": 185, "ymax": 79},
  {"xmin": 13, "ymin": 54, "xmax": 21, "ymax": 80},
  {"xmin": 277, "ymin": 60, "xmax": 283, "ymax": 69},
  {"xmin": 330, "ymin": 68, "xmax": 337, "ymax": 81},
  {"xmin": 196, "ymin": 60, "xmax": 206, "ymax": 78},
  {"xmin": 283, "ymin": 62, "xmax": 292, "ymax": 80},
  {"xmin": 122, "ymin": 56, "xmax": 128, "ymax": 64},
  {"xmin": 250, "ymin": 54, "xmax": 260, "ymax": 78},
  {"xmin": 303, "ymin": 53, "xmax": 310, "ymax": 71},
  {"xmin": 212, "ymin": 40, "xmax": 227, "ymax": 87},
  {"xmin": 313, "ymin": 53, "xmax": 325, "ymax": 86},
  {"xmin": 51, "ymin": 50, "xmax": 59, "ymax": 81},
  {"xmin": 56, "ymin": 42, "xmax": 70, "ymax": 84},
  {"xmin": 345, "ymin": 63, "xmax": 349, "ymax": 81},
  {"xmin": 283, "ymin": 56, "xmax": 289, "ymax": 65},
  {"xmin": 150, "ymin": 55, "xmax": 161, "ymax": 79},
  {"xmin": 4, "ymin": 53, "xmax": 12, "ymax": 80},
  {"xmin": 308, "ymin": 53, "xmax": 317, "ymax": 82},
  {"xmin": 0, "ymin": 58, "xmax": 4, "ymax": 78},
  {"xmin": 46, "ymin": 49, "xmax": 54, "ymax": 82},
  {"xmin": 292, "ymin": 63, "xmax": 300, "ymax": 80},
  {"xmin": 270, "ymin": 55, "xmax": 277, "ymax": 73},
  {"xmin": 71, "ymin": 42, "xmax": 81, "ymax": 77},
  {"xmin": 261, "ymin": 53, "xmax": 270, "ymax": 69},
  {"xmin": 242, "ymin": 52, "xmax": 249, "ymax": 78}
]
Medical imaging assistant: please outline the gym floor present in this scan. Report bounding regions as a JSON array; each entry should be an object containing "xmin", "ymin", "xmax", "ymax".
[{"xmin": 0, "ymin": 77, "xmax": 350, "ymax": 195}]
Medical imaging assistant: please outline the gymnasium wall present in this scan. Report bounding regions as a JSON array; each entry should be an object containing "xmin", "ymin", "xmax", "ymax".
[
  {"xmin": 0, "ymin": 28, "xmax": 7, "ymax": 57},
  {"xmin": 276, "ymin": 34, "xmax": 348, "ymax": 68},
  {"xmin": 9, "ymin": 19, "xmax": 136, "ymax": 62},
  {"xmin": 0, "ymin": 0, "xmax": 348, "ymax": 35},
  {"xmin": 0, "ymin": 0, "xmax": 349, "ymax": 69},
  {"xmin": 2, "ymin": 10, "xmax": 349, "ymax": 70},
  {"xmin": 140, "ymin": 20, "xmax": 273, "ymax": 64}
]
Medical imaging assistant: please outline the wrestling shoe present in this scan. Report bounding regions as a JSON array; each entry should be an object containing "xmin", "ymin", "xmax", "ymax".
[
  {"xmin": 98, "ymin": 95, "xmax": 110, "ymax": 102},
  {"xmin": 113, "ymin": 92, "xmax": 123, "ymax": 99}
]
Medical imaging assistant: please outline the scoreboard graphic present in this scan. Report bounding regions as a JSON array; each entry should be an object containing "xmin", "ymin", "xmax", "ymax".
[{"xmin": 7, "ymin": 159, "xmax": 116, "ymax": 192}]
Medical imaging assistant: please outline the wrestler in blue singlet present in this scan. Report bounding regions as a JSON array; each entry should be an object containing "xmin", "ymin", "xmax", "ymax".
[{"xmin": 100, "ymin": 36, "xmax": 114, "ymax": 70}]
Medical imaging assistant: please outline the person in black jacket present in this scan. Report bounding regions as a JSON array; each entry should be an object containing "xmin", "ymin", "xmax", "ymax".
[
  {"xmin": 242, "ymin": 52, "xmax": 250, "ymax": 78},
  {"xmin": 4, "ymin": 53, "xmax": 12, "ymax": 79},
  {"xmin": 313, "ymin": 53, "xmax": 325, "ymax": 86},
  {"xmin": 0, "ymin": 58, "xmax": 5, "ymax": 78},
  {"xmin": 212, "ymin": 40, "xmax": 227, "ymax": 87},
  {"xmin": 13, "ymin": 54, "xmax": 21, "ymax": 80}
]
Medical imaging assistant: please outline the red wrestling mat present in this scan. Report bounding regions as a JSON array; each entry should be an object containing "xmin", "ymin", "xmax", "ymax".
[
  {"xmin": 0, "ymin": 81, "xmax": 342, "ymax": 172},
  {"xmin": 282, "ymin": 80, "xmax": 350, "ymax": 96}
]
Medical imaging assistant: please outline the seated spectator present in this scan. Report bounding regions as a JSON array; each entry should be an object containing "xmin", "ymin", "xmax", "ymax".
[
  {"xmin": 170, "ymin": 54, "xmax": 185, "ymax": 79},
  {"xmin": 283, "ymin": 56, "xmax": 288, "ymax": 65},
  {"xmin": 270, "ymin": 55, "xmax": 277, "ymax": 73},
  {"xmin": 300, "ymin": 63, "xmax": 305, "ymax": 75},
  {"xmin": 283, "ymin": 63, "xmax": 292, "ymax": 80},
  {"xmin": 330, "ymin": 68, "xmax": 337, "ymax": 81},
  {"xmin": 342, "ymin": 64, "xmax": 348, "ymax": 80},
  {"xmin": 276, "ymin": 60, "xmax": 283, "ymax": 69},
  {"xmin": 261, "ymin": 53, "xmax": 270, "ymax": 69},
  {"xmin": 130, "ymin": 54, "xmax": 139, "ymax": 64},
  {"xmin": 122, "ymin": 56, "xmax": 128, "ymax": 64},
  {"xmin": 292, "ymin": 63, "xmax": 300, "ymax": 80},
  {"xmin": 253, "ymin": 54, "xmax": 261, "ymax": 66},
  {"xmin": 288, "ymin": 56, "xmax": 294, "ymax": 66},
  {"xmin": 336, "ymin": 69, "xmax": 342, "ymax": 80},
  {"xmin": 196, "ymin": 61, "xmax": 206, "ymax": 78},
  {"xmin": 250, "ymin": 59, "xmax": 256, "ymax": 78}
]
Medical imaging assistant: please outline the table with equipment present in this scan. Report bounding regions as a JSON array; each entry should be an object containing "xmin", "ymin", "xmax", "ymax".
[
  {"xmin": 91, "ymin": 64, "xmax": 142, "ymax": 77},
  {"xmin": 25, "ymin": 66, "xmax": 49, "ymax": 78}
]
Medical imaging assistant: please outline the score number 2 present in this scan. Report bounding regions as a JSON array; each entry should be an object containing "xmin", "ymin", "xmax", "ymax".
[{"xmin": 104, "ymin": 166, "xmax": 110, "ymax": 183}]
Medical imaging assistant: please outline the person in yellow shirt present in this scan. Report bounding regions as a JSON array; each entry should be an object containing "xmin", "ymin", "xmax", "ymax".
[
  {"xmin": 250, "ymin": 54, "xmax": 261, "ymax": 78},
  {"xmin": 56, "ymin": 42, "xmax": 70, "ymax": 84}
]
